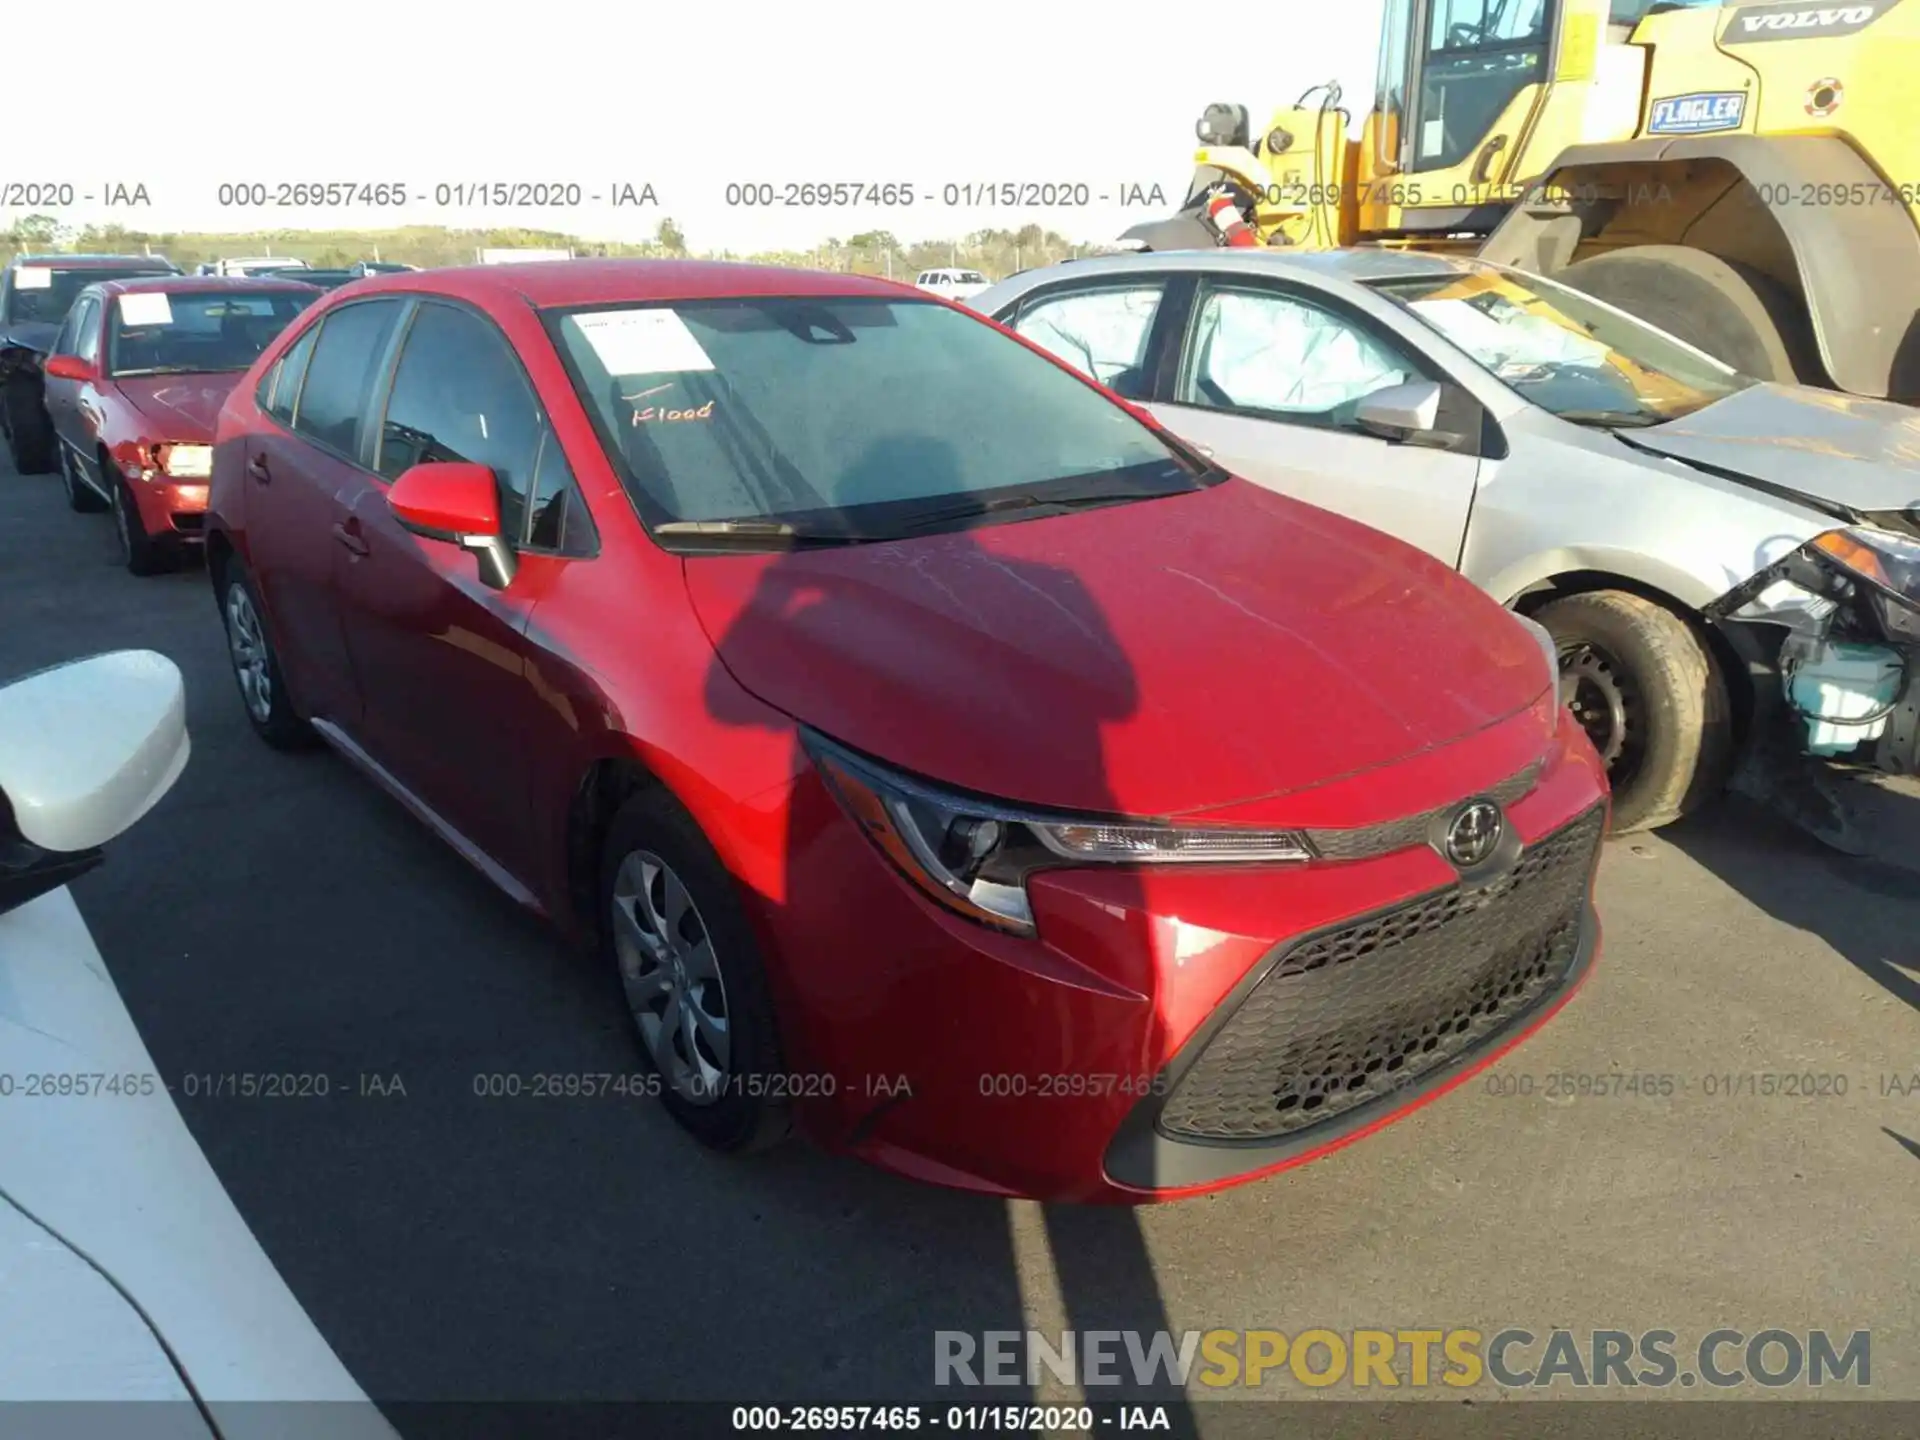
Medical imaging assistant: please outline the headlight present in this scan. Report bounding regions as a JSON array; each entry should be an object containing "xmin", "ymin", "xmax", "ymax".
[
  {"xmin": 1806, "ymin": 526, "xmax": 1920, "ymax": 607},
  {"xmin": 1512, "ymin": 611, "xmax": 1564, "ymax": 719},
  {"xmin": 159, "ymin": 444, "xmax": 213, "ymax": 478},
  {"xmin": 805, "ymin": 732, "xmax": 1312, "ymax": 937}
]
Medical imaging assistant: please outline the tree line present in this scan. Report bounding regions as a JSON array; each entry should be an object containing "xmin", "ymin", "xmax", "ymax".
[{"xmin": 2, "ymin": 216, "xmax": 1104, "ymax": 281}]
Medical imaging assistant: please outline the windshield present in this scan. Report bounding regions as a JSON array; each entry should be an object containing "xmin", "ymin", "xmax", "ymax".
[
  {"xmin": 549, "ymin": 295, "xmax": 1205, "ymax": 541},
  {"xmin": 8, "ymin": 267, "xmax": 175, "ymax": 325},
  {"xmin": 1366, "ymin": 264, "xmax": 1755, "ymax": 425},
  {"xmin": 108, "ymin": 290, "xmax": 316, "ymax": 377}
]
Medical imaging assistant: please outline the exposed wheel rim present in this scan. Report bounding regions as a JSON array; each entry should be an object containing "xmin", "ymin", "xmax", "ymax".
[
  {"xmin": 1561, "ymin": 641, "xmax": 1646, "ymax": 788},
  {"xmin": 112, "ymin": 483, "xmax": 133, "ymax": 560},
  {"xmin": 611, "ymin": 849, "xmax": 731, "ymax": 1106},
  {"xmin": 224, "ymin": 584, "xmax": 274, "ymax": 723}
]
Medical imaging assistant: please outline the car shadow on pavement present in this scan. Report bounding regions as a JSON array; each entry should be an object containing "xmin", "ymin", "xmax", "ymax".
[
  {"xmin": 693, "ymin": 443, "xmax": 1200, "ymax": 1435},
  {"xmin": 1663, "ymin": 774, "xmax": 1920, "ymax": 1017}
]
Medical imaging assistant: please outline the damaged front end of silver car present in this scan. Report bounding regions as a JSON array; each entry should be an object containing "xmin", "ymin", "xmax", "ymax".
[{"xmin": 1706, "ymin": 521, "xmax": 1920, "ymax": 852}]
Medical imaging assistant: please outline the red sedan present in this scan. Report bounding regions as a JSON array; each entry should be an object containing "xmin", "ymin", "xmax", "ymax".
[
  {"xmin": 204, "ymin": 260, "xmax": 1609, "ymax": 1203},
  {"xmin": 41, "ymin": 276, "xmax": 318, "ymax": 574}
]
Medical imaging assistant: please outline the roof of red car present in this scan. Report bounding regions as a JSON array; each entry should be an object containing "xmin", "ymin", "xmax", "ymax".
[
  {"xmin": 93, "ymin": 274, "xmax": 323, "ymax": 296},
  {"xmin": 343, "ymin": 258, "xmax": 916, "ymax": 308}
]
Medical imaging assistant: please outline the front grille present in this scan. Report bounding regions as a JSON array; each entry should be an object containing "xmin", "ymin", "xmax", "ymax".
[
  {"xmin": 170, "ymin": 512, "xmax": 205, "ymax": 532},
  {"xmin": 1305, "ymin": 759, "xmax": 1542, "ymax": 862},
  {"xmin": 1158, "ymin": 805, "xmax": 1604, "ymax": 1143}
]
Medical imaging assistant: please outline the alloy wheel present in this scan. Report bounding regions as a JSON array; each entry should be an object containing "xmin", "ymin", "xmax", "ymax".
[
  {"xmin": 225, "ymin": 584, "xmax": 274, "ymax": 723},
  {"xmin": 611, "ymin": 849, "xmax": 732, "ymax": 1106}
]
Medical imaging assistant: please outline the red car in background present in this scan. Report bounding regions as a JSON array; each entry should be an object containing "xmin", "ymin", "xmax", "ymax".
[
  {"xmin": 41, "ymin": 276, "xmax": 319, "ymax": 574},
  {"xmin": 203, "ymin": 260, "xmax": 1609, "ymax": 1203}
]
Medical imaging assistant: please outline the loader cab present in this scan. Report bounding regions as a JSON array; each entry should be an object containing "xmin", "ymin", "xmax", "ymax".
[{"xmin": 1376, "ymin": 0, "xmax": 1560, "ymax": 183}]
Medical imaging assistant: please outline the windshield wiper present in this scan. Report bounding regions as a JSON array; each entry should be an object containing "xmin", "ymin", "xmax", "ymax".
[
  {"xmin": 110, "ymin": 365, "xmax": 236, "ymax": 377},
  {"xmin": 652, "ymin": 519, "xmax": 877, "ymax": 549},
  {"xmin": 878, "ymin": 483, "xmax": 1190, "ymax": 538},
  {"xmin": 1553, "ymin": 408, "xmax": 1665, "ymax": 429}
]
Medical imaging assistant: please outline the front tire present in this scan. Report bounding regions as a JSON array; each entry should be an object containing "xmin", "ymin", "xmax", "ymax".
[
  {"xmin": 111, "ymin": 474, "xmax": 169, "ymax": 576},
  {"xmin": 218, "ymin": 561, "xmax": 314, "ymax": 749},
  {"xmin": 1534, "ymin": 590, "xmax": 1733, "ymax": 833},
  {"xmin": 3, "ymin": 376, "xmax": 56, "ymax": 474},
  {"xmin": 60, "ymin": 446, "xmax": 107, "ymax": 513},
  {"xmin": 599, "ymin": 787, "xmax": 792, "ymax": 1155}
]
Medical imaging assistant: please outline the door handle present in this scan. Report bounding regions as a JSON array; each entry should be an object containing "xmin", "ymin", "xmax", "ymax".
[
  {"xmin": 1470, "ymin": 134, "xmax": 1509, "ymax": 186},
  {"xmin": 1191, "ymin": 443, "xmax": 1215, "ymax": 457},
  {"xmin": 246, "ymin": 454, "xmax": 271, "ymax": 484},
  {"xmin": 332, "ymin": 519, "xmax": 370, "ymax": 556}
]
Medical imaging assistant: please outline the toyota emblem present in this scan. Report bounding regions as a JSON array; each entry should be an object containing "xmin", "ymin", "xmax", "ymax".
[{"xmin": 1443, "ymin": 800, "xmax": 1504, "ymax": 869}]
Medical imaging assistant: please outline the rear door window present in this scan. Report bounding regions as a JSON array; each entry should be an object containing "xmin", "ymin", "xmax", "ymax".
[{"xmin": 290, "ymin": 300, "xmax": 406, "ymax": 459}]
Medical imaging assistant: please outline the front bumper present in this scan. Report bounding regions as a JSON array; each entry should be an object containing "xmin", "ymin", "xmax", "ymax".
[
  {"xmin": 128, "ymin": 478, "xmax": 210, "ymax": 542},
  {"xmin": 762, "ymin": 713, "xmax": 1608, "ymax": 1204},
  {"xmin": 1104, "ymin": 827, "xmax": 1601, "ymax": 1193}
]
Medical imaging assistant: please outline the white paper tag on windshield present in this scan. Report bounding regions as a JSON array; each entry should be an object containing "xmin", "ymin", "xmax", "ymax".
[
  {"xmin": 118, "ymin": 292, "xmax": 174, "ymax": 326},
  {"xmin": 14, "ymin": 267, "xmax": 51, "ymax": 290},
  {"xmin": 574, "ymin": 308, "xmax": 715, "ymax": 375}
]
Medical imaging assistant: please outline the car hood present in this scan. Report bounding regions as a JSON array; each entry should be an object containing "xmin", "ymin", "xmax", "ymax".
[
  {"xmin": 1627, "ymin": 384, "xmax": 1920, "ymax": 520},
  {"xmin": 685, "ymin": 479, "xmax": 1548, "ymax": 817},
  {"xmin": 1, "ymin": 320, "xmax": 58, "ymax": 355},
  {"xmin": 112, "ymin": 375, "xmax": 240, "ymax": 441}
]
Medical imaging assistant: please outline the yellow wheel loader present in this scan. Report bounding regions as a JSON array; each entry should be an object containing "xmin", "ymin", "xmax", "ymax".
[{"xmin": 1125, "ymin": 0, "xmax": 1920, "ymax": 401}]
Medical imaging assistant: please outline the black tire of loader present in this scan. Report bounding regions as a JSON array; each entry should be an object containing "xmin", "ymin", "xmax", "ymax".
[{"xmin": 1555, "ymin": 245, "xmax": 1819, "ymax": 385}]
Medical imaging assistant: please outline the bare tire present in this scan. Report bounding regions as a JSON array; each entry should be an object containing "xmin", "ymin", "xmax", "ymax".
[
  {"xmin": 217, "ymin": 560, "xmax": 315, "ymax": 750},
  {"xmin": 1556, "ymin": 245, "xmax": 1813, "ymax": 384},
  {"xmin": 1534, "ymin": 590, "xmax": 1733, "ymax": 833},
  {"xmin": 599, "ymin": 787, "xmax": 792, "ymax": 1155},
  {"xmin": 3, "ymin": 376, "xmax": 56, "ymax": 474},
  {"xmin": 60, "ymin": 445, "xmax": 107, "ymax": 513}
]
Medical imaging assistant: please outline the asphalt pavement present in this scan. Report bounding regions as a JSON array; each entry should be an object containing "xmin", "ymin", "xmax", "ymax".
[{"xmin": 3, "ymin": 453, "xmax": 1917, "ymax": 1418}]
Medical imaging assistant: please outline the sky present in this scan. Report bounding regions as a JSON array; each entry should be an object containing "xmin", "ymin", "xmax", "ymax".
[{"xmin": 7, "ymin": 0, "xmax": 1385, "ymax": 253}]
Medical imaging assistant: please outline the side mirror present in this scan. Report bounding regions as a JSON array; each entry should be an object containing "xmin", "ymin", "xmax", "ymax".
[
  {"xmin": 44, "ymin": 353, "xmax": 97, "ymax": 383},
  {"xmin": 387, "ymin": 461, "xmax": 517, "ymax": 590},
  {"xmin": 1354, "ymin": 380, "xmax": 1444, "ymax": 438},
  {"xmin": 0, "ymin": 652, "xmax": 189, "ymax": 918},
  {"xmin": 1353, "ymin": 379, "xmax": 1477, "ymax": 451}
]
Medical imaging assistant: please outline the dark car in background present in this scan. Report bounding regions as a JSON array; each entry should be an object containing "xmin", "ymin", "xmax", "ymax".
[
  {"xmin": 0, "ymin": 254, "xmax": 182, "ymax": 473},
  {"xmin": 40, "ymin": 276, "xmax": 318, "ymax": 573}
]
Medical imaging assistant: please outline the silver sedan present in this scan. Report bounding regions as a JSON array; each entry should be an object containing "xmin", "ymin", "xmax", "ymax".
[{"xmin": 973, "ymin": 250, "xmax": 1920, "ymax": 847}]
